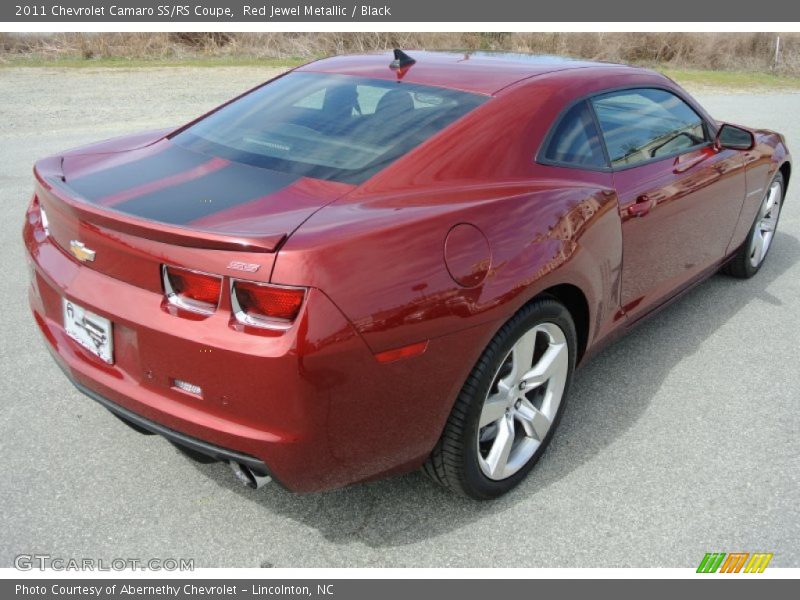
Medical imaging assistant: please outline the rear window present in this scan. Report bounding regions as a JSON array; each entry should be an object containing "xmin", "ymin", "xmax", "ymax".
[
  {"xmin": 173, "ymin": 72, "xmax": 487, "ymax": 184},
  {"xmin": 542, "ymin": 100, "xmax": 607, "ymax": 168}
]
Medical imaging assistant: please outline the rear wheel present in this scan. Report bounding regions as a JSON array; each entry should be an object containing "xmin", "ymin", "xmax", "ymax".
[
  {"xmin": 424, "ymin": 297, "xmax": 576, "ymax": 499},
  {"xmin": 723, "ymin": 173, "xmax": 784, "ymax": 278}
]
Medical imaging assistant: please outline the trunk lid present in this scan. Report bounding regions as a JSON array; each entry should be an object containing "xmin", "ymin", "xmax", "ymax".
[{"xmin": 34, "ymin": 138, "xmax": 354, "ymax": 290}]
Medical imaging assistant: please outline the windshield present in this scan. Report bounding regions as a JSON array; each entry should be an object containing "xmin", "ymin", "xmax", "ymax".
[{"xmin": 173, "ymin": 72, "xmax": 488, "ymax": 184}]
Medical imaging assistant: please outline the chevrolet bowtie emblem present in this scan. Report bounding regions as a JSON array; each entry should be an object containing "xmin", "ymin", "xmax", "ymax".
[{"xmin": 69, "ymin": 240, "xmax": 96, "ymax": 263}]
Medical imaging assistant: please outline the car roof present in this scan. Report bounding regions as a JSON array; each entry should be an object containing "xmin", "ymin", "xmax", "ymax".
[{"xmin": 295, "ymin": 51, "xmax": 641, "ymax": 95}]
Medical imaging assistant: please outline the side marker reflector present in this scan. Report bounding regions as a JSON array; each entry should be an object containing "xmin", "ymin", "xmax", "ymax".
[{"xmin": 374, "ymin": 340, "xmax": 429, "ymax": 364}]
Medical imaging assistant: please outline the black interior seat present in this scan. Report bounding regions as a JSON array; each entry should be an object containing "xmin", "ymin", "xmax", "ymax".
[{"xmin": 374, "ymin": 89, "xmax": 415, "ymax": 120}]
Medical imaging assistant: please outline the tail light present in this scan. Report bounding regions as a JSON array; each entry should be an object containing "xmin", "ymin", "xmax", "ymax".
[
  {"xmin": 231, "ymin": 279, "xmax": 306, "ymax": 329},
  {"xmin": 26, "ymin": 194, "xmax": 49, "ymax": 236},
  {"xmin": 39, "ymin": 202, "xmax": 49, "ymax": 235},
  {"xmin": 162, "ymin": 265, "xmax": 222, "ymax": 315}
]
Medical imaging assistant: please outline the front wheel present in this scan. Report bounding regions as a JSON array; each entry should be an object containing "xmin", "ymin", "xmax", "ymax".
[
  {"xmin": 723, "ymin": 172, "xmax": 784, "ymax": 279},
  {"xmin": 424, "ymin": 297, "xmax": 576, "ymax": 499}
]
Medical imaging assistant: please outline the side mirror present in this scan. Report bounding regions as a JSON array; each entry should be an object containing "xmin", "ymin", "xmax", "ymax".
[{"xmin": 716, "ymin": 123, "xmax": 755, "ymax": 151}]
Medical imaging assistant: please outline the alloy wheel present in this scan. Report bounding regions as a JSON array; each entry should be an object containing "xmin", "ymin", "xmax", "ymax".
[
  {"xmin": 476, "ymin": 322, "xmax": 569, "ymax": 480},
  {"xmin": 749, "ymin": 180, "xmax": 783, "ymax": 268}
]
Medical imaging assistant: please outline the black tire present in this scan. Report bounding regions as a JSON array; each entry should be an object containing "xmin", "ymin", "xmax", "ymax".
[
  {"xmin": 722, "ymin": 172, "xmax": 784, "ymax": 279},
  {"xmin": 424, "ymin": 297, "xmax": 577, "ymax": 499}
]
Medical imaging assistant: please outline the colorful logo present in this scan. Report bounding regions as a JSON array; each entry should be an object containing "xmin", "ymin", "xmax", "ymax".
[{"xmin": 697, "ymin": 552, "xmax": 773, "ymax": 573}]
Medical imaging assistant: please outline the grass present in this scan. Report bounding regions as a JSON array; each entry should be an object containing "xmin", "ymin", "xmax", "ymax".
[
  {"xmin": 661, "ymin": 68, "xmax": 800, "ymax": 90},
  {"xmin": 2, "ymin": 55, "xmax": 800, "ymax": 90},
  {"xmin": 0, "ymin": 55, "xmax": 308, "ymax": 69}
]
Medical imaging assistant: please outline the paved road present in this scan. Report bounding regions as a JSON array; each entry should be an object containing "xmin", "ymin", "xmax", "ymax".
[{"xmin": 0, "ymin": 67, "xmax": 798, "ymax": 568}]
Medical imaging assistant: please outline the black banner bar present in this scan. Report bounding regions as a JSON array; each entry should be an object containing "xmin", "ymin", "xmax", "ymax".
[
  {"xmin": 3, "ymin": 0, "xmax": 799, "ymax": 22},
  {"xmin": 3, "ymin": 579, "xmax": 799, "ymax": 600}
]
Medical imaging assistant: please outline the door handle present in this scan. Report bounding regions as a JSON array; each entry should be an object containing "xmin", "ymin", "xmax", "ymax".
[
  {"xmin": 673, "ymin": 146, "xmax": 715, "ymax": 173},
  {"xmin": 673, "ymin": 155, "xmax": 705, "ymax": 173},
  {"xmin": 627, "ymin": 194, "xmax": 654, "ymax": 218}
]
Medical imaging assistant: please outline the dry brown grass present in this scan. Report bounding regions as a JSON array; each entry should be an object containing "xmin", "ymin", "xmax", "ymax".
[{"xmin": 2, "ymin": 32, "xmax": 799, "ymax": 75}]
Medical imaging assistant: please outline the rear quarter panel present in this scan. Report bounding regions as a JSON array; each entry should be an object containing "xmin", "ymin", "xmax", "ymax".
[
  {"xmin": 271, "ymin": 177, "xmax": 621, "ymax": 474},
  {"xmin": 273, "ymin": 69, "xmax": 643, "ymax": 359},
  {"xmin": 272, "ymin": 176, "xmax": 622, "ymax": 356}
]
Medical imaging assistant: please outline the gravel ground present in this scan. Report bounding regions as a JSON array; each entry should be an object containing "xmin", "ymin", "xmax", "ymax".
[{"xmin": 0, "ymin": 67, "xmax": 798, "ymax": 568}]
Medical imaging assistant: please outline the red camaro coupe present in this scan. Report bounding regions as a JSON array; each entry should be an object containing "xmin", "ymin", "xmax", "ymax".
[{"xmin": 24, "ymin": 51, "xmax": 790, "ymax": 498}]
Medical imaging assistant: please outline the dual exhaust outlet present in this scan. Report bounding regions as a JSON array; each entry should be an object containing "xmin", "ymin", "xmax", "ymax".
[{"xmin": 228, "ymin": 461, "xmax": 272, "ymax": 489}]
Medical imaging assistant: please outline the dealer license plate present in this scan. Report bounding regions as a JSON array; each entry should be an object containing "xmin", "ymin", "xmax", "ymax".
[{"xmin": 62, "ymin": 298, "xmax": 114, "ymax": 364}]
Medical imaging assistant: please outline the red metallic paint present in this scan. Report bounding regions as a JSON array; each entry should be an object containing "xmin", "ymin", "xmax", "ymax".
[
  {"xmin": 444, "ymin": 223, "xmax": 492, "ymax": 287},
  {"xmin": 614, "ymin": 144, "xmax": 747, "ymax": 321},
  {"xmin": 23, "ymin": 52, "xmax": 791, "ymax": 492}
]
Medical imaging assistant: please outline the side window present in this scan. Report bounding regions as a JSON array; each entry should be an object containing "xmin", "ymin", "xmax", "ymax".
[
  {"xmin": 542, "ymin": 101, "xmax": 607, "ymax": 168},
  {"xmin": 591, "ymin": 88, "xmax": 708, "ymax": 168}
]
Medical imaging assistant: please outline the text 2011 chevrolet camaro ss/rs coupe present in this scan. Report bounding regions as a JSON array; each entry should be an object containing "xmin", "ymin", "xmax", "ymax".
[{"xmin": 23, "ymin": 51, "xmax": 790, "ymax": 499}]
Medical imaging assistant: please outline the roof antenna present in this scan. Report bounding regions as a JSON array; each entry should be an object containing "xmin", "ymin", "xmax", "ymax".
[{"xmin": 390, "ymin": 49, "xmax": 416, "ymax": 69}]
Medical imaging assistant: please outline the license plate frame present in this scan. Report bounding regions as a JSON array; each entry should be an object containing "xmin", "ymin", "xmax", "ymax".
[{"xmin": 62, "ymin": 298, "xmax": 114, "ymax": 364}]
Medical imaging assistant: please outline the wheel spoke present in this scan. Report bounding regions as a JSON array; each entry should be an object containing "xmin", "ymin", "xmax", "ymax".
[
  {"xmin": 760, "ymin": 195, "xmax": 775, "ymax": 220},
  {"xmin": 520, "ymin": 341, "xmax": 567, "ymax": 390},
  {"xmin": 480, "ymin": 394, "xmax": 508, "ymax": 428},
  {"xmin": 751, "ymin": 229, "xmax": 766, "ymax": 264},
  {"xmin": 496, "ymin": 376, "xmax": 513, "ymax": 396},
  {"xmin": 766, "ymin": 183, "xmax": 780, "ymax": 211},
  {"xmin": 515, "ymin": 399, "xmax": 552, "ymax": 441},
  {"xmin": 484, "ymin": 415, "xmax": 515, "ymax": 479},
  {"xmin": 510, "ymin": 329, "xmax": 538, "ymax": 382}
]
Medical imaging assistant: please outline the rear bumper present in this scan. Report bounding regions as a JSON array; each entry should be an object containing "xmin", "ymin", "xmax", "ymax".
[
  {"xmin": 59, "ymin": 362, "xmax": 271, "ymax": 476},
  {"xmin": 24, "ymin": 219, "xmax": 496, "ymax": 492}
]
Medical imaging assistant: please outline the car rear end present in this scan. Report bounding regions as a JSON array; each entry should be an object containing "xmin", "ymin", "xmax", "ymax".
[
  {"xmin": 22, "ymin": 66, "xmax": 497, "ymax": 492},
  {"xmin": 23, "ymin": 143, "xmax": 386, "ymax": 492}
]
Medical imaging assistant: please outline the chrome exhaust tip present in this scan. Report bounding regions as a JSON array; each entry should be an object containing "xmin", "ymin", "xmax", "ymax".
[{"xmin": 229, "ymin": 461, "xmax": 272, "ymax": 489}]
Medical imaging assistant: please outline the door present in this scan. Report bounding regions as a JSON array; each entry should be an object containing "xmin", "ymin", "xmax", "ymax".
[{"xmin": 590, "ymin": 88, "xmax": 746, "ymax": 321}]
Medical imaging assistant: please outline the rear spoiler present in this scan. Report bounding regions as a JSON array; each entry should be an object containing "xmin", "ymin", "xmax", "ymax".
[{"xmin": 34, "ymin": 158, "xmax": 286, "ymax": 254}]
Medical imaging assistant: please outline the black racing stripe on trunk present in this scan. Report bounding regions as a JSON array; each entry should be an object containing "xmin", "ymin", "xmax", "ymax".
[
  {"xmin": 112, "ymin": 162, "xmax": 299, "ymax": 225},
  {"xmin": 68, "ymin": 145, "xmax": 209, "ymax": 202}
]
